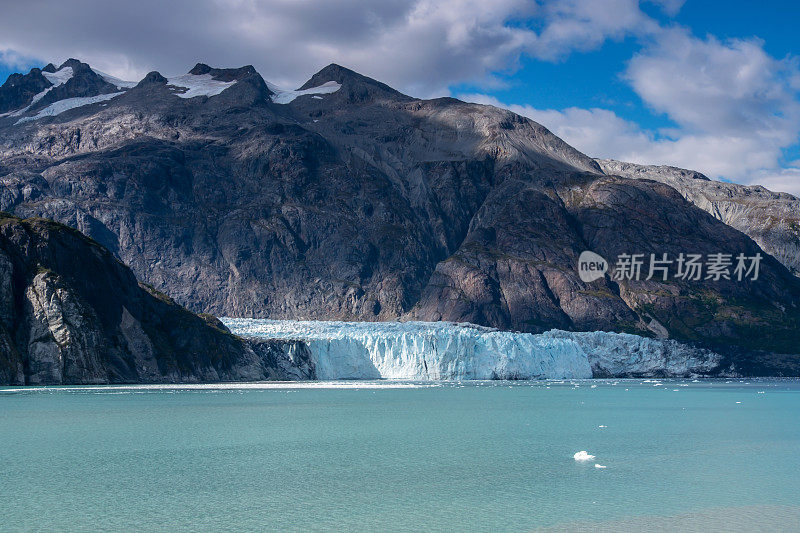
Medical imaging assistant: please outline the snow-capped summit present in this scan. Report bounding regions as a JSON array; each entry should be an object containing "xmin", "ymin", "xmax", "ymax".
[
  {"xmin": 0, "ymin": 60, "xmax": 273, "ymax": 123},
  {"xmin": 0, "ymin": 58, "xmax": 122, "ymax": 121}
]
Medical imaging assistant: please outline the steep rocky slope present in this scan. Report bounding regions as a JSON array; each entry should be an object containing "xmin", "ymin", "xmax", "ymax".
[
  {"xmin": 0, "ymin": 60, "xmax": 798, "ymax": 368},
  {"xmin": 596, "ymin": 159, "xmax": 800, "ymax": 276},
  {"xmin": 0, "ymin": 213, "xmax": 313, "ymax": 385}
]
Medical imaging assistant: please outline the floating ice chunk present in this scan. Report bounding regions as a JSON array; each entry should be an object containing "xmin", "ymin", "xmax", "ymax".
[
  {"xmin": 269, "ymin": 81, "xmax": 341, "ymax": 104},
  {"xmin": 574, "ymin": 451, "xmax": 595, "ymax": 462},
  {"xmin": 594, "ymin": 464, "xmax": 607, "ymax": 469},
  {"xmin": 15, "ymin": 92, "xmax": 124, "ymax": 124},
  {"xmin": 167, "ymin": 73, "xmax": 236, "ymax": 98}
]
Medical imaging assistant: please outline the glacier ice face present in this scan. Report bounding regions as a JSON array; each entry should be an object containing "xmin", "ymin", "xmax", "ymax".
[{"xmin": 223, "ymin": 319, "xmax": 723, "ymax": 380}]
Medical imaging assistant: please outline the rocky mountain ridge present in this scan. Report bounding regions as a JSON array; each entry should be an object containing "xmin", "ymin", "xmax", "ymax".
[
  {"xmin": 0, "ymin": 213, "xmax": 314, "ymax": 385},
  {"xmin": 596, "ymin": 159, "xmax": 800, "ymax": 276},
  {"xmin": 0, "ymin": 59, "xmax": 798, "ymax": 369}
]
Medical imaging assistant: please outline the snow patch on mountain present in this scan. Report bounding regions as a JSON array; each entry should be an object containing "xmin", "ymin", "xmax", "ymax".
[
  {"xmin": 92, "ymin": 69, "xmax": 137, "ymax": 89},
  {"xmin": 167, "ymin": 73, "xmax": 236, "ymax": 98},
  {"xmin": 223, "ymin": 319, "xmax": 723, "ymax": 380},
  {"xmin": 2, "ymin": 66, "xmax": 76, "ymax": 118},
  {"xmin": 268, "ymin": 81, "xmax": 341, "ymax": 104},
  {"xmin": 15, "ymin": 92, "xmax": 123, "ymax": 124},
  {"xmin": 42, "ymin": 66, "xmax": 74, "ymax": 87}
]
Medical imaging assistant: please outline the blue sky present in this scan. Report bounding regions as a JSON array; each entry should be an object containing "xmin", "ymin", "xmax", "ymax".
[{"xmin": 2, "ymin": 0, "xmax": 799, "ymax": 194}]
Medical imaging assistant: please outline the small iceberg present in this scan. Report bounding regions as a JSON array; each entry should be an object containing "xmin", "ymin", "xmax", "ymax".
[{"xmin": 574, "ymin": 451, "xmax": 595, "ymax": 462}]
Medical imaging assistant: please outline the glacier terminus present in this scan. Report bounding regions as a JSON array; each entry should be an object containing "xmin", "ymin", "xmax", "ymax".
[{"xmin": 223, "ymin": 319, "xmax": 723, "ymax": 380}]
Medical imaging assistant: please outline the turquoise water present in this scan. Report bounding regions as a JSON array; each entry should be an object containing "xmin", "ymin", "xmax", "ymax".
[{"xmin": 1, "ymin": 379, "xmax": 799, "ymax": 532}]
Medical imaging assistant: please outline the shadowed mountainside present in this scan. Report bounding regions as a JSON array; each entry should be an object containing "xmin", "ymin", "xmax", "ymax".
[
  {"xmin": 0, "ymin": 59, "xmax": 798, "ymax": 369},
  {"xmin": 0, "ymin": 213, "xmax": 313, "ymax": 385}
]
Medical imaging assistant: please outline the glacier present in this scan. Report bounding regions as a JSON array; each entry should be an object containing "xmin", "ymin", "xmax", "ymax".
[
  {"xmin": 167, "ymin": 73, "xmax": 237, "ymax": 98},
  {"xmin": 15, "ymin": 92, "xmax": 124, "ymax": 124},
  {"xmin": 223, "ymin": 319, "xmax": 723, "ymax": 380},
  {"xmin": 268, "ymin": 81, "xmax": 342, "ymax": 104}
]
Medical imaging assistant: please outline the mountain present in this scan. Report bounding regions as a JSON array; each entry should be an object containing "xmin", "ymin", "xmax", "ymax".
[
  {"xmin": 0, "ymin": 59, "xmax": 798, "ymax": 369},
  {"xmin": 0, "ymin": 213, "xmax": 313, "ymax": 385},
  {"xmin": 596, "ymin": 159, "xmax": 800, "ymax": 276}
]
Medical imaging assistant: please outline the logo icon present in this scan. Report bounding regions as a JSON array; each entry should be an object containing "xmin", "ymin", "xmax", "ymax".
[{"xmin": 578, "ymin": 251, "xmax": 608, "ymax": 282}]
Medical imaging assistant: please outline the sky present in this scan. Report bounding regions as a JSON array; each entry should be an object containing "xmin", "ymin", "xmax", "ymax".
[{"xmin": 1, "ymin": 0, "xmax": 799, "ymax": 195}]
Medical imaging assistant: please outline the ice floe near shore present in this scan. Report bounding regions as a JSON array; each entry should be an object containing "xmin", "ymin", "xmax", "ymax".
[{"xmin": 223, "ymin": 319, "xmax": 723, "ymax": 380}]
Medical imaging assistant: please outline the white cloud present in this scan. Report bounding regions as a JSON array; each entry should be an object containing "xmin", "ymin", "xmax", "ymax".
[
  {"xmin": 749, "ymin": 167, "xmax": 800, "ymax": 196},
  {"xmin": 0, "ymin": 49, "xmax": 38, "ymax": 70},
  {"xmin": 461, "ymin": 29, "xmax": 800, "ymax": 197},
  {"xmin": 646, "ymin": 0, "xmax": 685, "ymax": 16},
  {"xmin": 626, "ymin": 28, "xmax": 800, "ymax": 140},
  {"xmin": 525, "ymin": 0, "xmax": 659, "ymax": 61},
  {"xmin": 459, "ymin": 94, "xmax": 657, "ymax": 158},
  {"xmin": 0, "ymin": 0, "xmax": 659, "ymax": 96},
  {"xmin": 2, "ymin": 0, "xmax": 796, "ymax": 195},
  {"xmin": 461, "ymin": 93, "xmax": 800, "ymax": 196}
]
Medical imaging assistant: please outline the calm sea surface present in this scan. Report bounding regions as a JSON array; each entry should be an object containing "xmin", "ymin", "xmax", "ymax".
[{"xmin": 1, "ymin": 379, "xmax": 798, "ymax": 532}]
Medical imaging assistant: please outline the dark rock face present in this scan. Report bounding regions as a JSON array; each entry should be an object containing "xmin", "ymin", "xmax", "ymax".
[
  {"xmin": 0, "ymin": 214, "xmax": 313, "ymax": 385},
  {"xmin": 0, "ymin": 68, "xmax": 52, "ymax": 114},
  {"xmin": 136, "ymin": 71, "xmax": 168, "ymax": 87},
  {"xmin": 0, "ymin": 59, "xmax": 119, "ymax": 116},
  {"xmin": 31, "ymin": 59, "xmax": 119, "ymax": 111},
  {"xmin": 0, "ymin": 61, "xmax": 798, "ymax": 370},
  {"xmin": 596, "ymin": 158, "xmax": 800, "ymax": 277}
]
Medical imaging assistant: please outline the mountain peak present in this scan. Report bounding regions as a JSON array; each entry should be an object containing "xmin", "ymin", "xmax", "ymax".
[
  {"xmin": 0, "ymin": 57, "xmax": 120, "ymax": 117},
  {"xmin": 0, "ymin": 68, "xmax": 50, "ymax": 113},
  {"xmin": 135, "ymin": 71, "xmax": 168, "ymax": 87},
  {"xmin": 299, "ymin": 63, "xmax": 409, "ymax": 102},
  {"xmin": 188, "ymin": 63, "xmax": 213, "ymax": 75},
  {"xmin": 187, "ymin": 63, "xmax": 260, "ymax": 83},
  {"xmin": 57, "ymin": 58, "xmax": 93, "ymax": 75}
]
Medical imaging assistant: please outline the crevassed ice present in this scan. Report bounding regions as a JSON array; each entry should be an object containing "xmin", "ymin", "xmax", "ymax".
[{"xmin": 222, "ymin": 319, "xmax": 722, "ymax": 380}]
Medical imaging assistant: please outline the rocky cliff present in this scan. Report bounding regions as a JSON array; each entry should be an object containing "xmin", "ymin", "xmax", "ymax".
[
  {"xmin": 1, "ymin": 59, "xmax": 798, "ymax": 369},
  {"xmin": 596, "ymin": 159, "xmax": 800, "ymax": 276},
  {"xmin": 0, "ymin": 213, "xmax": 314, "ymax": 385}
]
